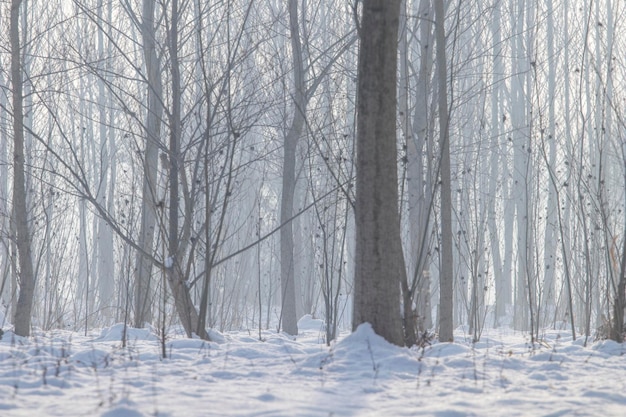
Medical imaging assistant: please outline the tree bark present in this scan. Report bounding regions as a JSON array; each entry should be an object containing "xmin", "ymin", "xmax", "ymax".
[
  {"xmin": 134, "ymin": 0, "xmax": 163, "ymax": 328},
  {"xmin": 352, "ymin": 0, "xmax": 406, "ymax": 346},
  {"xmin": 0, "ymin": 71, "xmax": 12, "ymax": 310},
  {"xmin": 279, "ymin": 0, "xmax": 306, "ymax": 336},
  {"xmin": 96, "ymin": 0, "xmax": 116, "ymax": 322},
  {"xmin": 407, "ymin": 0, "xmax": 435, "ymax": 338},
  {"xmin": 167, "ymin": 0, "xmax": 208, "ymax": 340},
  {"xmin": 613, "ymin": 179, "xmax": 626, "ymax": 342},
  {"xmin": 11, "ymin": 0, "xmax": 36, "ymax": 337},
  {"xmin": 435, "ymin": 0, "xmax": 454, "ymax": 343},
  {"xmin": 540, "ymin": 0, "xmax": 558, "ymax": 328},
  {"xmin": 488, "ymin": 0, "xmax": 508, "ymax": 326}
]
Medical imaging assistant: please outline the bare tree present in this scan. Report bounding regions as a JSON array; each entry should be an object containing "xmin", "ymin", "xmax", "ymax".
[
  {"xmin": 0, "ymin": 69, "xmax": 13, "ymax": 315},
  {"xmin": 487, "ymin": 0, "xmax": 509, "ymax": 326},
  {"xmin": 162, "ymin": 0, "xmax": 209, "ymax": 339},
  {"xmin": 279, "ymin": 0, "xmax": 306, "ymax": 336},
  {"xmin": 134, "ymin": 0, "xmax": 163, "ymax": 328},
  {"xmin": 352, "ymin": 0, "xmax": 406, "ymax": 346},
  {"xmin": 434, "ymin": 0, "xmax": 453, "ymax": 343},
  {"xmin": 398, "ymin": 0, "xmax": 435, "ymax": 346},
  {"xmin": 10, "ymin": 0, "xmax": 36, "ymax": 337}
]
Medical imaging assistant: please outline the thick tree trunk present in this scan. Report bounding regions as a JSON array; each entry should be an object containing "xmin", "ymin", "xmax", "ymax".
[
  {"xmin": 11, "ymin": 0, "xmax": 36, "ymax": 337},
  {"xmin": 352, "ymin": 0, "xmax": 406, "ymax": 347}
]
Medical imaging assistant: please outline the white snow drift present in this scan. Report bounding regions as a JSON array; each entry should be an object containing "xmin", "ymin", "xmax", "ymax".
[{"xmin": 1, "ymin": 315, "xmax": 625, "ymax": 416}]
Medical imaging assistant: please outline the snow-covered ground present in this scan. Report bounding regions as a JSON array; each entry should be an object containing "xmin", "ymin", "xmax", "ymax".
[{"xmin": 1, "ymin": 315, "xmax": 625, "ymax": 416}]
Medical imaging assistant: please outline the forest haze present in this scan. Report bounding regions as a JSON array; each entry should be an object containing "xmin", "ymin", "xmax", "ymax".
[{"xmin": 0, "ymin": 0, "xmax": 625, "ymax": 347}]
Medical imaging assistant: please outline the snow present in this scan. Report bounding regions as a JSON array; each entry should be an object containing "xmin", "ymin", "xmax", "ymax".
[{"xmin": 1, "ymin": 318, "xmax": 626, "ymax": 416}]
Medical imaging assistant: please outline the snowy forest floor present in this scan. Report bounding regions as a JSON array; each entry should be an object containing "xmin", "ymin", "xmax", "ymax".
[{"xmin": 1, "ymin": 316, "xmax": 626, "ymax": 416}]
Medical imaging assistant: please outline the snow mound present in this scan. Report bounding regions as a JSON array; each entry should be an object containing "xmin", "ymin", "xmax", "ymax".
[
  {"xmin": 0, "ymin": 330, "xmax": 28, "ymax": 345},
  {"xmin": 70, "ymin": 348, "xmax": 112, "ymax": 368},
  {"xmin": 336, "ymin": 322, "xmax": 397, "ymax": 351},
  {"xmin": 297, "ymin": 314, "xmax": 325, "ymax": 332},
  {"xmin": 2, "ymin": 325, "xmax": 626, "ymax": 416},
  {"xmin": 310, "ymin": 323, "xmax": 421, "ymax": 379},
  {"xmin": 95, "ymin": 323, "xmax": 158, "ymax": 342},
  {"xmin": 101, "ymin": 407, "xmax": 144, "ymax": 417},
  {"xmin": 166, "ymin": 337, "xmax": 219, "ymax": 359},
  {"xmin": 101, "ymin": 399, "xmax": 144, "ymax": 417},
  {"xmin": 591, "ymin": 339, "xmax": 626, "ymax": 356},
  {"xmin": 207, "ymin": 327, "xmax": 226, "ymax": 344},
  {"xmin": 424, "ymin": 341, "xmax": 472, "ymax": 358}
]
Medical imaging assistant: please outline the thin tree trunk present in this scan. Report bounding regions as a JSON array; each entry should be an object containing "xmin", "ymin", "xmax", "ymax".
[
  {"xmin": 96, "ymin": 0, "xmax": 115, "ymax": 322},
  {"xmin": 406, "ymin": 0, "xmax": 435, "ymax": 337},
  {"xmin": 0, "ymin": 72, "xmax": 11, "ymax": 310},
  {"xmin": 488, "ymin": 0, "xmax": 506, "ymax": 326},
  {"xmin": 11, "ymin": 0, "xmax": 36, "ymax": 337},
  {"xmin": 280, "ymin": 0, "xmax": 306, "ymax": 336},
  {"xmin": 134, "ymin": 0, "xmax": 163, "ymax": 328},
  {"xmin": 398, "ymin": 0, "xmax": 417, "ymax": 347},
  {"xmin": 434, "ymin": 0, "xmax": 453, "ymax": 343},
  {"xmin": 612, "ymin": 179, "xmax": 626, "ymax": 342},
  {"xmin": 540, "ymin": 0, "xmax": 558, "ymax": 327},
  {"xmin": 167, "ymin": 0, "xmax": 208, "ymax": 340},
  {"xmin": 510, "ymin": 0, "xmax": 532, "ymax": 332}
]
